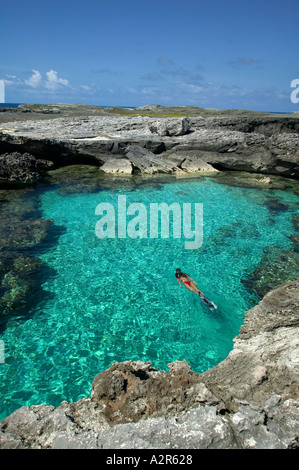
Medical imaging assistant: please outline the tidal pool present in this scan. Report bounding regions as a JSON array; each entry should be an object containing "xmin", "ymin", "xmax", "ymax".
[{"xmin": 0, "ymin": 172, "xmax": 298, "ymax": 420}]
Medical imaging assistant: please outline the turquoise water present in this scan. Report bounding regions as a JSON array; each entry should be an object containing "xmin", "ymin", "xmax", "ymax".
[{"xmin": 0, "ymin": 176, "xmax": 298, "ymax": 420}]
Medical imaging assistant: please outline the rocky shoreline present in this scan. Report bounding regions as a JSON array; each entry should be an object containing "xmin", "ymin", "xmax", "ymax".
[
  {"xmin": 0, "ymin": 104, "xmax": 299, "ymax": 180},
  {"xmin": 0, "ymin": 104, "xmax": 298, "ymax": 449}
]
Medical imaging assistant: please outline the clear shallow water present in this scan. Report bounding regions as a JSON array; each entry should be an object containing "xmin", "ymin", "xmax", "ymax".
[{"xmin": 0, "ymin": 176, "xmax": 298, "ymax": 419}]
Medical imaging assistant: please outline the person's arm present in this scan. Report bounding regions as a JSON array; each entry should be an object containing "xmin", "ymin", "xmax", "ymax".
[{"xmin": 176, "ymin": 278, "xmax": 183, "ymax": 288}]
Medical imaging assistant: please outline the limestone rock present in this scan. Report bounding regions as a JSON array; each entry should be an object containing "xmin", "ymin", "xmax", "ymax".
[
  {"xmin": 93, "ymin": 406, "xmax": 237, "ymax": 449},
  {"xmin": 125, "ymin": 145, "xmax": 177, "ymax": 173},
  {"xmin": 99, "ymin": 158, "xmax": 133, "ymax": 174},
  {"xmin": 149, "ymin": 117, "xmax": 191, "ymax": 136},
  {"xmin": 201, "ymin": 279, "xmax": 299, "ymax": 414},
  {"xmin": 180, "ymin": 157, "xmax": 219, "ymax": 173},
  {"xmin": 1, "ymin": 112, "xmax": 299, "ymax": 177},
  {"xmin": 90, "ymin": 359, "xmax": 210, "ymax": 424}
]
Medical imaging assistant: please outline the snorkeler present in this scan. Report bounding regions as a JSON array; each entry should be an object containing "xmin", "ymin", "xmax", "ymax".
[
  {"xmin": 175, "ymin": 268, "xmax": 217, "ymax": 310},
  {"xmin": 175, "ymin": 268, "xmax": 203, "ymax": 295}
]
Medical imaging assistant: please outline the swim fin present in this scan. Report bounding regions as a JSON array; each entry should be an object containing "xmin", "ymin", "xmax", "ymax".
[{"xmin": 199, "ymin": 293, "xmax": 217, "ymax": 310}]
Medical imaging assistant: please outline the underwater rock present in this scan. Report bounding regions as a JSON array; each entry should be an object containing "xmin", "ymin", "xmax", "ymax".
[
  {"xmin": 265, "ymin": 197, "xmax": 289, "ymax": 214},
  {"xmin": 289, "ymin": 233, "xmax": 299, "ymax": 252},
  {"xmin": 46, "ymin": 165, "xmax": 106, "ymax": 194},
  {"xmin": 292, "ymin": 214, "xmax": 299, "ymax": 232},
  {"xmin": 0, "ymin": 252, "xmax": 44, "ymax": 314},
  {"xmin": 0, "ymin": 216, "xmax": 53, "ymax": 250},
  {"xmin": 0, "ymin": 185, "xmax": 54, "ymax": 250},
  {"xmin": 0, "ymin": 188, "xmax": 60, "ymax": 320},
  {"xmin": 0, "ymin": 210, "xmax": 55, "ymax": 318},
  {"xmin": 210, "ymin": 171, "xmax": 289, "ymax": 190},
  {"xmin": 242, "ymin": 246, "xmax": 299, "ymax": 299}
]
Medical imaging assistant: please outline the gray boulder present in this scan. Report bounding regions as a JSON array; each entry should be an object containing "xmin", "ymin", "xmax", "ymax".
[
  {"xmin": 125, "ymin": 145, "xmax": 177, "ymax": 173},
  {"xmin": 99, "ymin": 157, "xmax": 133, "ymax": 174},
  {"xmin": 149, "ymin": 117, "xmax": 191, "ymax": 136}
]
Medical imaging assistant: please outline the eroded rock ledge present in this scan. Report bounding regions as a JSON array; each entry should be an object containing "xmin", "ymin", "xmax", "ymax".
[
  {"xmin": 0, "ymin": 108, "xmax": 299, "ymax": 180},
  {"xmin": 1, "ymin": 278, "xmax": 298, "ymax": 449}
]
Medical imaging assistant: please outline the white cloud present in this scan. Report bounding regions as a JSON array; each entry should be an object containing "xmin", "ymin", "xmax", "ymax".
[
  {"xmin": 23, "ymin": 69, "xmax": 70, "ymax": 91},
  {"xmin": 80, "ymin": 85, "xmax": 92, "ymax": 91},
  {"xmin": 45, "ymin": 70, "xmax": 69, "ymax": 90},
  {"xmin": 25, "ymin": 70, "xmax": 42, "ymax": 88},
  {"xmin": 2, "ymin": 69, "xmax": 98, "ymax": 102}
]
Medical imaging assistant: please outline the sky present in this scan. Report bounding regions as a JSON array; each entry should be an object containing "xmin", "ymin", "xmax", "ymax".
[{"xmin": 1, "ymin": 0, "xmax": 299, "ymax": 111}]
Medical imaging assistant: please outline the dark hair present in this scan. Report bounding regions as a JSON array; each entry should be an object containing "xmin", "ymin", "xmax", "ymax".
[{"xmin": 175, "ymin": 268, "xmax": 188, "ymax": 279}]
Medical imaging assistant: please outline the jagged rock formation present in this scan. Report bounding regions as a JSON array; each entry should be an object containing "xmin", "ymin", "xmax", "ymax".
[
  {"xmin": 0, "ymin": 278, "xmax": 298, "ymax": 449},
  {"xmin": 0, "ymin": 152, "xmax": 53, "ymax": 185},
  {"xmin": 0, "ymin": 107, "xmax": 299, "ymax": 180}
]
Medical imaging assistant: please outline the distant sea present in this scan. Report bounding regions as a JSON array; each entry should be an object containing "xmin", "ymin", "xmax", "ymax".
[{"xmin": 0, "ymin": 103, "xmax": 22, "ymax": 108}]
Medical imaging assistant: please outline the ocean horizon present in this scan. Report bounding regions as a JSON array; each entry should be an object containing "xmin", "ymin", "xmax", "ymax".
[{"xmin": 0, "ymin": 103, "xmax": 294, "ymax": 114}]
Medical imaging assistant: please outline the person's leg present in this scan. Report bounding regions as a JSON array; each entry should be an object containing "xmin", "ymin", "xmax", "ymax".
[{"xmin": 184, "ymin": 282, "xmax": 199, "ymax": 294}]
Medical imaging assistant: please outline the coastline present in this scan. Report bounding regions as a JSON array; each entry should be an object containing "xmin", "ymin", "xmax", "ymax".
[{"xmin": 1, "ymin": 103, "xmax": 299, "ymax": 180}]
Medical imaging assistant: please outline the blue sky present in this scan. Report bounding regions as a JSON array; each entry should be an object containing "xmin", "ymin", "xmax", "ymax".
[{"xmin": 1, "ymin": 0, "xmax": 299, "ymax": 111}]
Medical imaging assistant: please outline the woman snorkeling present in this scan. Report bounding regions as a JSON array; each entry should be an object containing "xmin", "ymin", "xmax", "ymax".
[
  {"xmin": 175, "ymin": 268, "xmax": 203, "ymax": 295},
  {"xmin": 175, "ymin": 268, "xmax": 217, "ymax": 310}
]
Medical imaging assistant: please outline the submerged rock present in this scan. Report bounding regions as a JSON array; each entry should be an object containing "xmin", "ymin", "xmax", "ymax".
[
  {"xmin": 265, "ymin": 197, "xmax": 289, "ymax": 214},
  {"xmin": 292, "ymin": 214, "xmax": 299, "ymax": 231},
  {"xmin": 0, "ymin": 187, "xmax": 61, "ymax": 321},
  {"xmin": 0, "ymin": 252, "xmax": 44, "ymax": 313},
  {"xmin": 0, "ymin": 217, "xmax": 53, "ymax": 250},
  {"xmin": 242, "ymin": 246, "xmax": 299, "ymax": 299}
]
